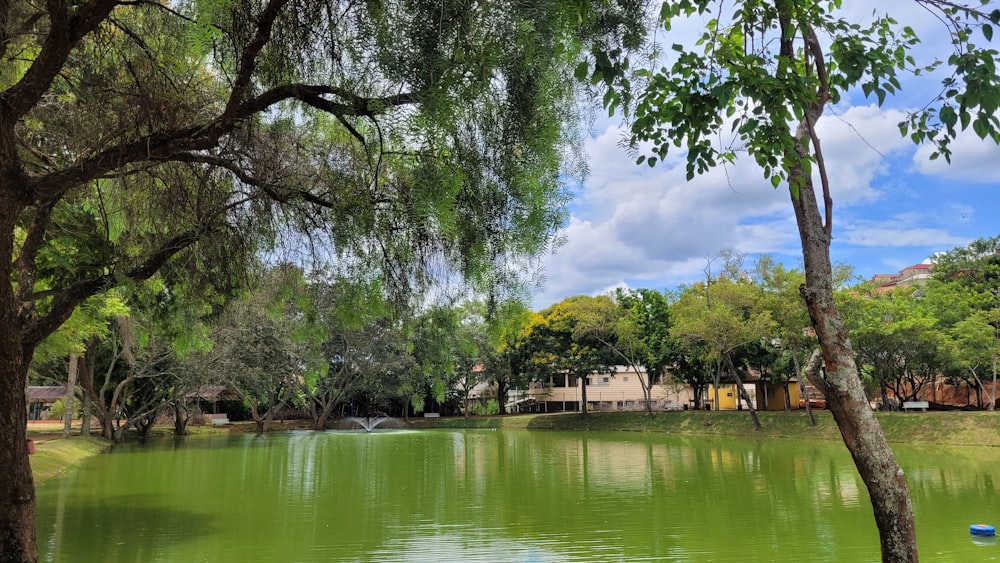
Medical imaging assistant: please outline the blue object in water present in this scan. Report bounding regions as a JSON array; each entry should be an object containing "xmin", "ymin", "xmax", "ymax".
[{"xmin": 970, "ymin": 524, "xmax": 996, "ymax": 536}]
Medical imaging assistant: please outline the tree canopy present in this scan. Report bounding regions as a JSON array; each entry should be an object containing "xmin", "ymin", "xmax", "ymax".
[{"xmin": 1, "ymin": 1, "xmax": 649, "ymax": 560}]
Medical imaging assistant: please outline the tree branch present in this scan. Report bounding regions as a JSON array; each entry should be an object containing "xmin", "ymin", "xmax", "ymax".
[
  {"xmin": 219, "ymin": 0, "xmax": 290, "ymax": 128},
  {"xmin": 14, "ymin": 198, "xmax": 56, "ymax": 309},
  {"xmin": 25, "ymin": 226, "xmax": 210, "ymax": 346},
  {"xmin": 168, "ymin": 152, "xmax": 338, "ymax": 209},
  {"xmin": 30, "ymin": 86, "xmax": 417, "ymax": 199},
  {"xmin": 1, "ymin": 0, "xmax": 120, "ymax": 119},
  {"xmin": 802, "ymin": 347, "xmax": 830, "ymax": 398}
]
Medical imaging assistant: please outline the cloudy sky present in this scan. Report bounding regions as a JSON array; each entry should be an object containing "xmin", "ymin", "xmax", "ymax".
[{"xmin": 530, "ymin": 1, "xmax": 1000, "ymax": 310}]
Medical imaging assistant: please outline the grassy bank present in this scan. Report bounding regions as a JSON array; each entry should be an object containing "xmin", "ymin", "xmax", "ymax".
[
  {"xmin": 28, "ymin": 436, "xmax": 111, "ymax": 485},
  {"xmin": 26, "ymin": 424, "xmax": 228, "ymax": 484},
  {"xmin": 409, "ymin": 410, "xmax": 1000, "ymax": 446}
]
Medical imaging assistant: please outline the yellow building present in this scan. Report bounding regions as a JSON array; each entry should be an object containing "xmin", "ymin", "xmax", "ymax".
[
  {"xmin": 706, "ymin": 379, "xmax": 801, "ymax": 411},
  {"xmin": 706, "ymin": 383, "xmax": 745, "ymax": 410},
  {"xmin": 757, "ymin": 380, "xmax": 801, "ymax": 411}
]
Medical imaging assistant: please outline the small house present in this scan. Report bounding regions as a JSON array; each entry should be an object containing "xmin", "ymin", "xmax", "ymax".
[{"xmin": 28, "ymin": 386, "xmax": 67, "ymax": 420}]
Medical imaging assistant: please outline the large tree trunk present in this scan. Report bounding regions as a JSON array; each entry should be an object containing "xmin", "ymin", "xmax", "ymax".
[
  {"xmin": 100, "ymin": 409, "xmax": 115, "ymax": 441},
  {"xmin": 579, "ymin": 373, "xmax": 588, "ymax": 415},
  {"xmin": 636, "ymin": 363, "xmax": 654, "ymax": 419},
  {"xmin": 790, "ymin": 126, "xmax": 916, "ymax": 560},
  {"xmin": 316, "ymin": 388, "xmax": 348, "ymax": 430},
  {"xmin": 496, "ymin": 377, "xmax": 509, "ymax": 415},
  {"xmin": 1, "ymin": 181, "xmax": 37, "ymax": 559},
  {"xmin": 173, "ymin": 400, "xmax": 190, "ymax": 436},
  {"xmin": 0, "ymin": 338, "xmax": 37, "ymax": 562}
]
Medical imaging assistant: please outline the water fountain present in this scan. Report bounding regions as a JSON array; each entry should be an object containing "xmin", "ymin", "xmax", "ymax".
[{"xmin": 346, "ymin": 416, "xmax": 392, "ymax": 432}]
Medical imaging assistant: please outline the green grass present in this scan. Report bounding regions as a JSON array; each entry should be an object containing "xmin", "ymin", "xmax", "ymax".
[
  {"xmin": 26, "ymin": 424, "xmax": 230, "ymax": 484},
  {"xmin": 29, "ymin": 436, "xmax": 110, "ymax": 485},
  {"xmin": 411, "ymin": 410, "xmax": 1000, "ymax": 446}
]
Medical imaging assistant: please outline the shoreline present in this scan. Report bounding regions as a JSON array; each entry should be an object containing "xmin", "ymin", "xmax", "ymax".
[
  {"xmin": 29, "ymin": 410, "xmax": 1000, "ymax": 483},
  {"xmin": 407, "ymin": 409, "xmax": 1000, "ymax": 447}
]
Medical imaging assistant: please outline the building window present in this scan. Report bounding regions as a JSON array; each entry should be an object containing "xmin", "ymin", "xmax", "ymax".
[{"xmin": 623, "ymin": 376, "xmax": 629, "ymax": 383}]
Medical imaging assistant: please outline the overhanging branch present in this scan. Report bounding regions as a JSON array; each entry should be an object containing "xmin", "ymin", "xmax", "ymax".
[
  {"xmin": 29, "ymin": 85, "xmax": 417, "ymax": 200},
  {"xmin": 26, "ymin": 226, "xmax": 210, "ymax": 346}
]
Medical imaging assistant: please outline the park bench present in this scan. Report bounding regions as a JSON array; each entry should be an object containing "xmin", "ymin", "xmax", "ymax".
[
  {"xmin": 902, "ymin": 401, "xmax": 929, "ymax": 412},
  {"xmin": 208, "ymin": 413, "xmax": 230, "ymax": 425}
]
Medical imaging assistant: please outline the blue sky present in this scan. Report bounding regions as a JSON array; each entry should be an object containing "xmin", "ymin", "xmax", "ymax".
[{"xmin": 531, "ymin": 1, "xmax": 1000, "ymax": 309}]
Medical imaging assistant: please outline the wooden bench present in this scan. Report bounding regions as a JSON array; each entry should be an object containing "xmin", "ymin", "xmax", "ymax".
[{"xmin": 902, "ymin": 401, "xmax": 929, "ymax": 412}]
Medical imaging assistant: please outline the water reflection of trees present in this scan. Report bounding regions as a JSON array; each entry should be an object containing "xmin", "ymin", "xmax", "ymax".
[{"xmin": 37, "ymin": 431, "xmax": 1000, "ymax": 561}]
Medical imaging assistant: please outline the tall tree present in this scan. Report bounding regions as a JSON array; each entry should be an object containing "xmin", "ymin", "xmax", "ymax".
[
  {"xmin": 520, "ymin": 296, "xmax": 617, "ymax": 415},
  {"xmin": 0, "ymin": 1, "xmax": 647, "ymax": 558},
  {"xmin": 407, "ymin": 303, "xmax": 464, "ymax": 415},
  {"xmin": 575, "ymin": 288, "xmax": 672, "ymax": 417},
  {"xmin": 609, "ymin": 2, "xmax": 1000, "ymax": 559},
  {"xmin": 670, "ymin": 276, "xmax": 774, "ymax": 429},
  {"xmin": 839, "ymin": 285, "xmax": 949, "ymax": 409},
  {"xmin": 451, "ymin": 301, "xmax": 492, "ymax": 417},
  {"xmin": 614, "ymin": 288, "xmax": 674, "ymax": 416},
  {"xmin": 75, "ymin": 314, "xmax": 180, "ymax": 441},
  {"xmin": 931, "ymin": 234, "xmax": 1000, "ymax": 409},
  {"xmin": 297, "ymin": 278, "xmax": 393, "ymax": 429},
  {"xmin": 491, "ymin": 301, "xmax": 537, "ymax": 414},
  {"xmin": 753, "ymin": 257, "xmax": 817, "ymax": 423},
  {"xmin": 205, "ymin": 270, "xmax": 303, "ymax": 433}
]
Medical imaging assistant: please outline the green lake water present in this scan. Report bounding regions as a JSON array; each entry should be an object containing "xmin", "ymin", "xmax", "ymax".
[{"xmin": 35, "ymin": 429, "xmax": 1000, "ymax": 562}]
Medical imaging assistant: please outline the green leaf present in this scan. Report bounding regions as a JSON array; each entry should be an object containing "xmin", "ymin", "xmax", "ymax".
[
  {"xmin": 985, "ymin": 24, "xmax": 994, "ymax": 42},
  {"xmin": 574, "ymin": 61, "xmax": 588, "ymax": 82},
  {"xmin": 770, "ymin": 175, "xmax": 781, "ymax": 188},
  {"xmin": 973, "ymin": 117, "xmax": 989, "ymax": 138},
  {"xmin": 939, "ymin": 105, "xmax": 957, "ymax": 128}
]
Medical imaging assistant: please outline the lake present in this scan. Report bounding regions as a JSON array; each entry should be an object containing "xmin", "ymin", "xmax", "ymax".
[{"xmin": 35, "ymin": 429, "xmax": 1000, "ymax": 562}]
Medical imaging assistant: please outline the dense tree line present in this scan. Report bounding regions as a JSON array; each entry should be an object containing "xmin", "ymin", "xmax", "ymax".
[{"xmin": 36, "ymin": 236, "xmax": 998, "ymax": 440}]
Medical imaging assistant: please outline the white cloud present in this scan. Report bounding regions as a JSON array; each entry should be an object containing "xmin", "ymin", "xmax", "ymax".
[
  {"xmin": 812, "ymin": 105, "xmax": 912, "ymax": 204},
  {"xmin": 534, "ymin": 105, "xmax": 923, "ymax": 309},
  {"xmin": 530, "ymin": 3, "xmax": 1000, "ymax": 309},
  {"xmin": 913, "ymin": 128, "xmax": 1000, "ymax": 183},
  {"xmin": 840, "ymin": 213, "xmax": 967, "ymax": 248}
]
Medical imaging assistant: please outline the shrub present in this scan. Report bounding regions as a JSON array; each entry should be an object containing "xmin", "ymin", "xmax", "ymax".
[
  {"xmin": 47, "ymin": 398, "xmax": 81, "ymax": 420},
  {"xmin": 469, "ymin": 399, "xmax": 500, "ymax": 416}
]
